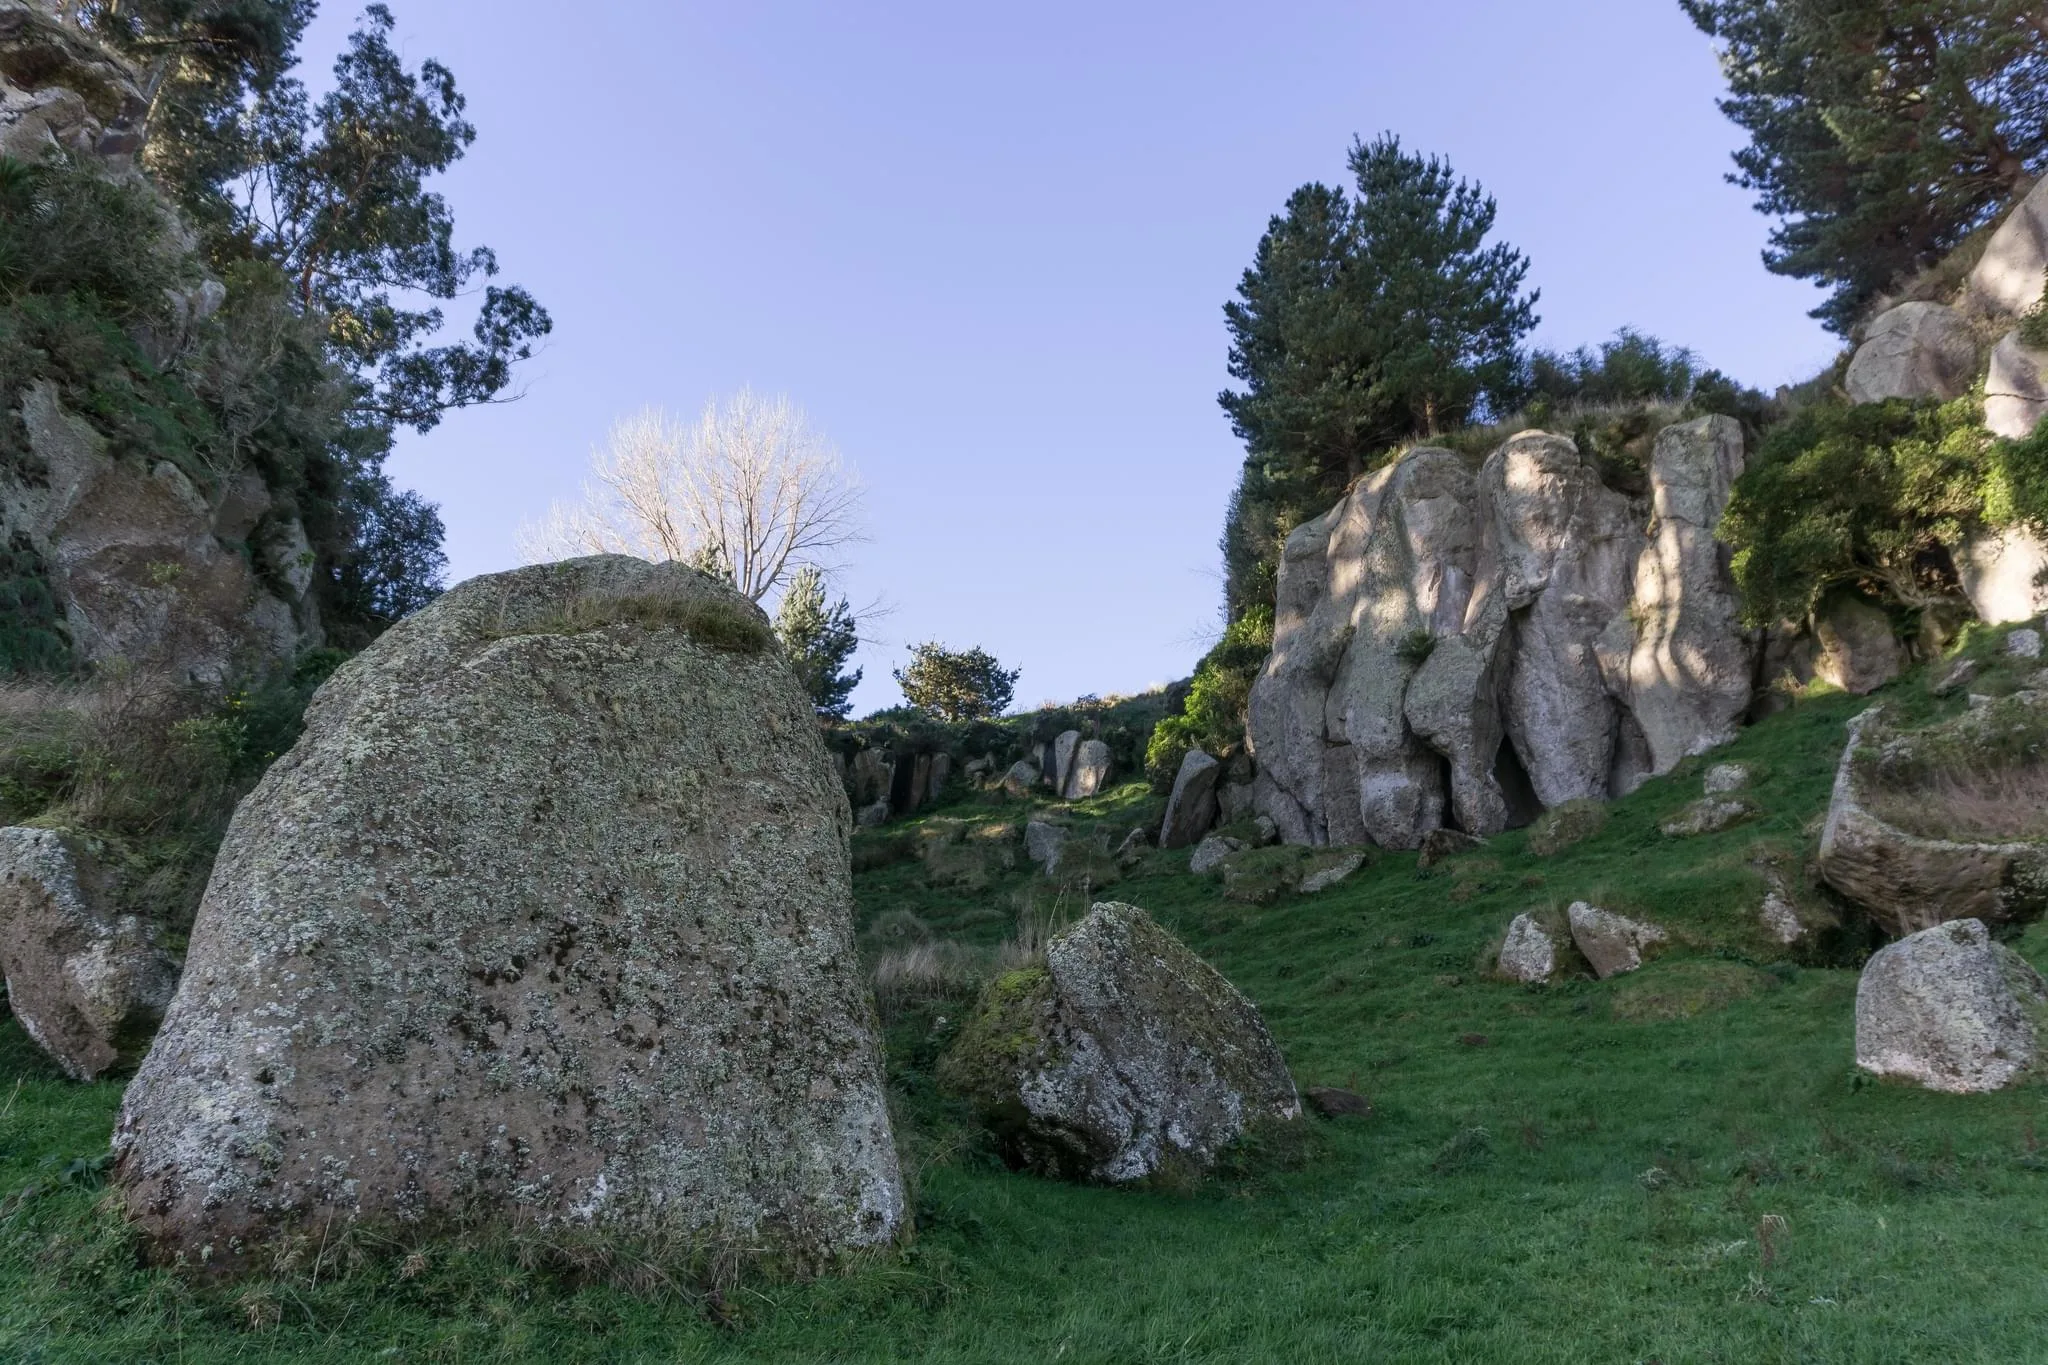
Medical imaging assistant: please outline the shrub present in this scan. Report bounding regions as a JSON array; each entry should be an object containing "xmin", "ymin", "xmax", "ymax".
[
  {"xmin": 894, "ymin": 643, "xmax": 1020, "ymax": 722},
  {"xmin": 1145, "ymin": 607, "xmax": 1274, "ymax": 792}
]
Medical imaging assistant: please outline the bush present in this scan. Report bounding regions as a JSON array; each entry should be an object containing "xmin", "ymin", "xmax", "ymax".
[{"xmin": 1145, "ymin": 607, "xmax": 1274, "ymax": 792}]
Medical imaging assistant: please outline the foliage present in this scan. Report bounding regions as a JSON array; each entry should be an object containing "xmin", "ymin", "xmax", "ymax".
[
  {"xmin": 1519, "ymin": 328, "xmax": 1700, "ymax": 420},
  {"xmin": 1682, "ymin": 0, "xmax": 2048, "ymax": 332},
  {"xmin": 2022, "ymin": 281, "xmax": 2048, "ymax": 350},
  {"xmin": 0, "ymin": 536, "xmax": 71, "ymax": 676},
  {"xmin": 774, "ymin": 567, "xmax": 862, "ymax": 719},
  {"xmin": 1719, "ymin": 396, "xmax": 1996, "ymax": 626},
  {"xmin": 1145, "ymin": 607, "xmax": 1273, "ymax": 791},
  {"xmin": 894, "ymin": 643, "xmax": 1020, "ymax": 723},
  {"xmin": 1217, "ymin": 136, "xmax": 1537, "ymax": 617}
]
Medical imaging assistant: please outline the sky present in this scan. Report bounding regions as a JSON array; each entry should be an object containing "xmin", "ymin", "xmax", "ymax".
[{"xmin": 297, "ymin": 0, "xmax": 1842, "ymax": 715}]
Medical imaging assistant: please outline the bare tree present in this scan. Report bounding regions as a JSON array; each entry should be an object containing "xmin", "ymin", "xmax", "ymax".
[{"xmin": 521, "ymin": 391, "xmax": 865, "ymax": 602}]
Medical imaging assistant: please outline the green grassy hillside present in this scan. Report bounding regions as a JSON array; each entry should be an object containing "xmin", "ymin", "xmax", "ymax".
[{"xmin": 5, "ymin": 633, "xmax": 2048, "ymax": 1362}]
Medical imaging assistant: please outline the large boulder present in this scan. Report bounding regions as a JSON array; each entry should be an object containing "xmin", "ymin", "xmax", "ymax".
[
  {"xmin": 0, "ymin": 827, "xmax": 178, "ymax": 1081},
  {"xmin": 1986, "ymin": 330, "xmax": 2048, "ymax": 441},
  {"xmin": 1063, "ymin": 738, "xmax": 1112, "ymax": 800},
  {"xmin": 1843, "ymin": 302, "xmax": 1977, "ymax": 405},
  {"xmin": 937, "ymin": 902, "xmax": 1300, "ymax": 1182},
  {"xmin": 1856, "ymin": 919, "xmax": 2046, "ymax": 1094},
  {"xmin": 1567, "ymin": 902, "xmax": 1667, "ymax": 980},
  {"xmin": 1966, "ymin": 177, "xmax": 2048, "ymax": 319},
  {"xmin": 1812, "ymin": 592, "xmax": 1903, "ymax": 695},
  {"xmin": 1051, "ymin": 730, "xmax": 1082, "ymax": 796},
  {"xmin": 1817, "ymin": 706, "xmax": 2048, "ymax": 937},
  {"xmin": 112, "ymin": 557, "xmax": 906, "ymax": 1266},
  {"xmin": 1956, "ymin": 526, "xmax": 2048, "ymax": 625},
  {"xmin": 1159, "ymin": 748, "xmax": 1221, "ymax": 849}
]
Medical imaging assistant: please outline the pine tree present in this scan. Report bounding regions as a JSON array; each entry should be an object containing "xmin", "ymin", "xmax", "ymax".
[
  {"xmin": 774, "ymin": 567, "xmax": 862, "ymax": 720},
  {"xmin": 893, "ymin": 644, "xmax": 1018, "ymax": 723},
  {"xmin": 1682, "ymin": 0, "xmax": 2048, "ymax": 332}
]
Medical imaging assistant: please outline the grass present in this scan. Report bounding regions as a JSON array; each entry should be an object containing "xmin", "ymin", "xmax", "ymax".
[
  {"xmin": 484, "ymin": 588, "xmax": 774, "ymax": 654},
  {"xmin": 9, "ymin": 636, "xmax": 2048, "ymax": 1360}
]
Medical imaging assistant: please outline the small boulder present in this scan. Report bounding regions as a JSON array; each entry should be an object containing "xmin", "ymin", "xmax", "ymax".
[
  {"xmin": 1417, "ymin": 828, "xmax": 1483, "ymax": 870},
  {"xmin": 1567, "ymin": 902, "xmax": 1667, "ymax": 979},
  {"xmin": 2007, "ymin": 627, "xmax": 2043, "ymax": 661},
  {"xmin": 1759, "ymin": 892, "xmax": 1806, "ymax": 946},
  {"xmin": 1251, "ymin": 815, "xmax": 1280, "ymax": 847},
  {"xmin": 1063, "ymin": 739, "xmax": 1112, "ymax": 800},
  {"xmin": 1660, "ymin": 797, "xmax": 1758, "ymax": 838},
  {"xmin": 1113, "ymin": 826, "xmax": 1151, "ymax": 867},
  {"xmin": 1302, "ymin": 1087, "xmax": 1370, "ymax": 1119},
  {"xmin": 1188, "ymin": 834, "xmax": 1244, "ymax": 876},
  {"xmin": 1298, "ymin": 851, "xmax": 1367, "ymax": 895},
  {"xmin": 1024, "ymin": 820, "xmax": 1067, "ymax": 873},
  {"xmin": 856, "ymin": 798, "xmax": 891, "ymax": 828},
  {"xmin": 1495, "ymin": 913, "xmax": 1556, "ymax": 984},
  {"xmin": 1702, "ymin": 763, "xmax": 1751, "ymax": 796},
  {"xmin": 938, "ymin": 902, "xmax": 1300, "ymax": 1183},
  {"xmin": 1526, "ymin": 799, "xmax": 1607, "ymax": 857},
  {"xmin": 1000, "ymin": 760, "xmax": 1041, "ymax": 798},
  {"xmin": 1843, "ymin": 302, "xmax": 1977, "ymax": 404},
  {"xmin": 0, "ymin": 828, "xmax": 179, "ymax": 1081},
  {"xmin": 1986, "ymin": 330, "xmax": 2048, "ymax": 440},
  {"xmin": 1856, "ymin": 919, "xmax": 2046, "ymax": 1094},
  {"xmin": 1159, "ymin": 749, "xmax": 1222, "ymax": 849},
  {"xmin": 1931, "ymin": 657, "xmax": 1981, "ymax": 697}
]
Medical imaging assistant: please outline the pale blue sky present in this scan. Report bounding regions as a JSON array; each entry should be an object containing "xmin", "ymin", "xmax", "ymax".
[{"xmin": 300, "ymin": 1, "xmax": 1840, "ymax": 714}]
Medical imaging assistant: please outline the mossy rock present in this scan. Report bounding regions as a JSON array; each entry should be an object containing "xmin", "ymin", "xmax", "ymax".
[{"xmin": 1527, "ymin": 799, "xmax": 1608, "ymax": 856}]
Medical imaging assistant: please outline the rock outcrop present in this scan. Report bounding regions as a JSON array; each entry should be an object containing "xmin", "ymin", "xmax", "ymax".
[
  {"xmin": 1986, "ymin": 330, "xmax": 2048, "ymax": 441},
  {"xmin": 1966, "ymin": 177, "xmax": 2048, "ymax": 320},
  {"xmin": 1856, "ymin": 919, "xmax": 2046, "ymax": 1094},
  {"xmin": 1957, "ymin": 528, "xmax": 2048, "ymax": 626},
  {"xmin": 0, "ymin": 827, "xmax": 178, "ymax": 1081},
  {"xmin": 1159, "ymin": 748, "xmax": 1221, "ymax": 849},
  {"xmin": 1843, "ymin": 302, "xmax": 1977, "ymax": 404},
  {"xmin": 938, "ymin": 902, "xmax": 1300, "ymax": 1183},
  {"xmin": 1811, "ymin": 592, "xmax": 1904, "ymax": 695},
  {"xmin": 0, "ymin": 2, "xmax": 150, "ymax": 166},
  {"xmin": 112, "ymin": 557, "xmax": 905, "ymax": 1265}
]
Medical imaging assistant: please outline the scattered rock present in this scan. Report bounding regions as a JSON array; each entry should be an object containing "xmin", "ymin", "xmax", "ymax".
[
  {"xmin": 1526, "ymin": 799, "xmax": 1607, "ymax": 857},
  {"xmin": 1063, "ymin": 739, "xmax": 1112, "ymax": 800},
  {"xmin": 1567, "ymin": 902, "xmax": 1668, "ymax": 980},
  {"xmin": 1495, "ymin": 913, "xmax": 1556, "ymax": 983},
  {"xmin": 1660, "ymin": 797, "xmax": 1758, "ymax": 838},
  {"xmin": 1931, "ymin": 657, "xmax": 1981, "ymax": 697},
  {"xmin": 1298, "ymin": 852, "xmax": 1368, "ymax": 895},
  {"xmin": 112, "ymin": 557, "xmax": 906, "ymax": 1266},
  {"xmin": 1000, "ymin": 760, "xmax": 1041, "ymax": 798},
  {"xmin": 1188, "ymin": 834, "xmax": 1245, "ymax": 876},
  {"xmin": 2007, "ymin": 627, "xmax": 2043, "ymax": 661},
  {"xmin": 1417, "ymin": 827, "xmax": 1483, "ymax": 869},
  {"xmin": 1302, "ymin": 1086, "xmax": 1370, "ymax": 1119},
  {"xmin": 1024, "ymin": 820, "xmax": 1067, "ymax": 873},
  {"xmin": 1159, "ymin": 748, "xmax": 1221, "ymax": 849},
  {"xmin": 1855, "ymin": 919, "xmax": 2046, "ymax": 1094},
  {"xmin": 1114, "ymin": 827, "xmax": 1151, "ymax": 864},
  {"xmin": 1966, "ymin": 176, "xmax": 2048, "ymax": 319},
  {"xmin": 1843, "ymin": 301, "xmax": 1977, "ymax": 404},
  {"xmin": 1759, "ymin": 892, "xmax": 1806, "ymax": 946},
  {"xmin": 0, "ymin": 828, "xmax": 178, "ymax": 1081},
  {"xmin": 1813, "ymin": 592, "xmax": 1904, "ymax": 695},
  {"xmin": 856, "ymin": 798, "xmax": 891, "ymax": 828},
  {"xmin": 938, "ymin": 902, "xmax": 1300, "ymax": 1183},
  {"xmin": 1702, "ymin": 763, "xmax": 1751, "ymax": 796},
  {"xmin": 1986, "ymin": 330, "xmax": 2048, "ymax": 440}
]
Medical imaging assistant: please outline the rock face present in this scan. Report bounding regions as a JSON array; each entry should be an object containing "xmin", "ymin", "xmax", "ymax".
[
  {"xmin": 1063, "ymin": 739, "xmax": 1112, "ymax": 800},
  {"xmin": 0, "ymin": 827, "xmax": 178, "ymax": 1081},
  {"xmin": 1567, "ymin": 902, "xmax": 1667, "ymax": 979},
  {"xmin": 1812, "ymin": 593, "xmax": 1903, "ymax": 695},
  {"xmin": 1966, "ymin": 177, "xmax": 2048, "ymax": 319},
  {"xmin": 113, "ymin": 557, "xmax": 905, "ymax": 1264},
  {"xmin": 1844, "ymin": 302, "xmax": 1977, "ymax": 404},
  {"xmin": 1986, "ymin": 330, "xmax": 2048, "ymax": 440},
  {"xmin": 1495, "ymin": 913, "xmax": 1556, "ymax": 984},
  {"xmin": 1856, "ymin": 919, "xmax": 2046, "ymax": 1094},
  {"xmin": 1817, "ymin": 707, "xmax": 2048, "ymax": 937},
  {"xmin": 0, "ymin": 2, "xmax": 150, "ymax": 166},
  {"xmin": 937, "ymin": 902, "xmax": 1300, "ymax": 1183},
  {"xmin": 1958, "ymin": 527, "xmax": 2048, "ymax": 626},
  {"xmin": 1159, "ymin": 748, "xmax": 1221, "ymax": 849},
  {"xmin": 1248, "ymin": 422, "xmax": 1756, "ymax": 850}
]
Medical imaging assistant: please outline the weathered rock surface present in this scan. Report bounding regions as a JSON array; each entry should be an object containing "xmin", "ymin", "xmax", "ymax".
[
  {"xmin": 1759, "ymin": 892, "xmax": 1806, "ymax": 946},
  {"xmin": 1844, "ymin": 302, "xmax": 1977, "ymax": 404},
  {"xmin": 1063, "ymin": 739, "xmax": 1112, "ymax": 800},
  {"xmin": 1958, "ymin": 526, "xmax": 2048, "ymax": 627},
  {"xmin": 1966, "ymin": 177, "xmax": 2048, "ymax": 319},
  {"xmin": 1051, "ymin": 731, "xmax": 1082, "ymax": 796},
  {"xmin": 1817, "ymin": 707, "xmax": 2048, "ymax": 937},
  {"xmin": 1297, "ymin": 851, "xmax": 1367, "ymax": 894},
  {"xmin": 1496, "ymin": 913, "xmax": 1556, "ymax": 983},
  {"xmin": 1567, "ymin": 902, "xmax": 1667, "ymax": 979},
  {"xmin": 0, "ymin": 1, "xmax": 150, "ymax": 165},
  {"xmin": 113, "ymin": 557, "xmax": 905, "ymax": 1264},
  {"xmin": 1159, "ymin": 748, "xmax": 1221, "ymax": 849},
  {"xmin": 1660, "ymin": 796, "xmax": 1757, "ymax": 838},
  {"xmin": 2009, "ymin": 627, "xmax": 2044, "ymax": 661},
  {"xmin": 1703, "ymin": 763, "xmax": 1751, "ymax": 796},
  {"xmin": 1856, "ymin": 919, "xmax": 2046, "ymax": 1094},
  {"xmin": 937, "ymin": 902, "xmax": 1300, "ymax": 1182},
  {"xmin": 1813, "ymin": 593, "xmax": 1903, "ymax": 695},
  {"xmin": 1188, "ymin": 834, "xmax": 1243, "ymax": 876},
  {"xmin": 1987, "ymin": 330, "xmax": 2048, "ymax": 440},
  {"xmin": 1000, "ymin": 760, "xmax": 1040, "ymax": 798},
  {"xmin": 0, "ymin": 827, "xmax": 178, "ymax": 1081},
  {"xmin": 1024, "ymin": 820, "xmax": 1067, "ymax": 873}
]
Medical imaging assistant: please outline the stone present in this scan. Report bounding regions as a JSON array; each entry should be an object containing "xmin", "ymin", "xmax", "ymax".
[
  {"xmin": 0, "ymin": 3, "xmax": 151, "ymax": 166},
  {"xmin": 1051, "ymin": 730, "xmax": 1082, "ymax": 796},
  {"xmin": 927, "ymin": 752, "xmax": 954, "ymax": 803},
  {"xmin": 848, "ymin": 747, "xmax": 894, "ymax": 808},
  {"xmin": 1609, "ymin": 417, "xmax": 1755, "ymax": 777},
  {"xmin": 1298, "ymin": 851, "xmax": 1367, "ymax": 895},
  {"xmin": 855, "ymin": 798, "xmax": 890, "ymax": 828},
  {"xmin": 1660, "ymin": 796, "xmax": 1758, "ymax": 838},
  {"xmin": 1703, "ymin": 763, "xmax": 1751, "ymax": 796},
  {"xmin": 112, "ymin": 557, "xmax": 905, "ymax": 1266},
  {"xmin": 1302, "ymin": 1087, "xmax": 1371, "ymax": 1119},
  {"xmin": 1417, "ymin": 827, "xmax": 1483, "ymax": 870},
  {"xmin": 1567, "ymin": 902, "xmax": 1667, "ymax": 979},
  {"xmin": 1251, "ymin": 815, "xmax": 1280, "ymax": 847},
  {"xmin": 1495, "ymin": 913, "xmax": 1556, "ymax": 984},
  {"xmin": 1217, "ymin": 779, "xmax": 1255, "ymax": 825},
  {"xmin": 1855, "ymin": 919, "xmax": 2046, "ymax": 1094},
  {"xmin": 1760, "ymin": 893, "xmax": 1805, "ymax": 946},
  {"xmin": 1525, "ymin": 799, "xmax": 1607, "ymax": 857},
  {"xmin": 1114, "ymin": 827, "xmax": 1151, "ymax": 867},
  {"xmin": 937, "ymin": 902, "xmax": 1300, "ymax": 1182},
  {"xmin": 1966, "ymin": 177, "xmax": 2048, "ymax": 319},
  {"xmin": 0, "ymin": 828, "xmax": 178, "ymax": 1081},
  {"xmin": 2007, "ymin": 628, "xmax": 2043, "ymax": 661},
  {"xmin": 999, "ymin": 760, "xmax": 1040, "ymax": 798},
  {"xmin": 1957, "ymin": 528, "xmax": 2048, "ymax": 626},
  {"xmin": 1986, "ymin": 330, "xmax": 2048, "ymax": 440},
  {"xmin": 963, "ymin": 755, "xmax": 993, "ymax": 779},
  {"xmin": 1932, "ymin": 657, "xmax": 1981, "ymax": 696},
  {"xmin": 1843, "ymin": 302, "xmax": 1977, "ymax": 404},
  {"xmin": 1817, "ymin": 706, "xmax": 2048, "ymax": 937},
  {"xmin": 1063, "ymin": 739, "xmax": 1112, "ymax": 800},
  {"xmin": 1812, "ymin": 592, "xmax": 1903, "ymax": 695},
  {"xmin": 1159, "ymin": 748, "xmax": 1221, "ymax": 849},
  {"xmin": 1188, "ymin": 834, "xmax": 1244, "ymax": 876},
  {"xmin": 1024, "ymin": 820, "xmax": 1067, "ymax": 873}
]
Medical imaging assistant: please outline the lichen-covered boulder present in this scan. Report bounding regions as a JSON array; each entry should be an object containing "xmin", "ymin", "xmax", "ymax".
[
  {"xmin": 1051, "ymin": 730, "xmax": 1082, "ymax": 795},
  {"xmin": 1064, "ymin": 739, "xmax": 1112, "ymax": 800},
  {"xmin": 1000, "ymin": 760, "xmax": 1040, "ymax": 798},
  {"xmin": 1567, "ymin": 902, "xmax": 1667, "ymax": 979},
  {"xmin": 1812, "ymin": 592, "xmax": 1904, "ymax": 695},
  {"xmin": 1496, "ymin": 913, "xmax": 1556, "ymax": 983},
  {"xmin": 1188, "ymin": 834, "xmax": 1243, "ymax": 876},
  {"xmin": 1024, "ymin": 819, "xmax": 1067, "ymax": 872},
  {"xmin": 1660, "ymin": 797, "xmax": 1757, "ymax": 838},
  {"xmin": 1844, "ymin": 302, "xmax": 1977, "ymax": 404},
  {"xmin": 1159, "ymin": 748, "xmax": 1221, "ymax": 849},
  {"xmin": 938, "ymin": 902, "xmax": 1300, "ymax": 1183},
  {"xmin": 0, "ymin": 827, "xmax": 178, "ymax": 1081},
  {"xmin": 112, "ymin": 556, "xmax": 905, "ymax": 1267},
  {"xmin": 1856, "ymin": 919, "xmax": 2046, "ymax": 1094}
]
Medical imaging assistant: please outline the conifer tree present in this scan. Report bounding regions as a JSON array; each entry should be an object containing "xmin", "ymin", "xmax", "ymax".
[
  {"xmin": 894, "ymin": 644, "xmax": 1018, "ymax": 722},
  {"xmin": 775, "ymin": 567, "xmax": 862, "ymax": 720}
]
